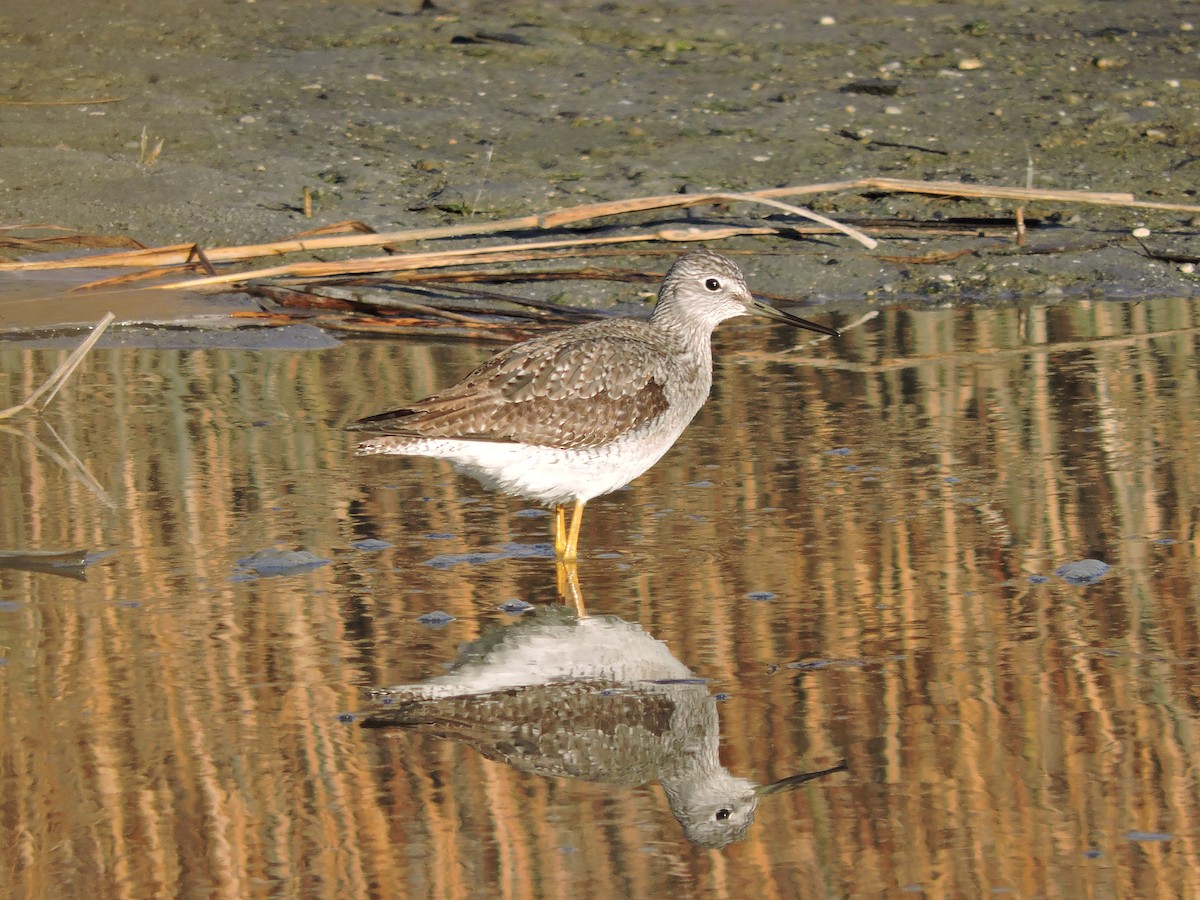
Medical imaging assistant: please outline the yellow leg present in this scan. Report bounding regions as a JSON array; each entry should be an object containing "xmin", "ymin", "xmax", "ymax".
[
  {"xmin": 554, "ymin": 500, "xmax": 587, "ymax": 615},
  {"xmin": 564, "ymin": 498, "xmax": 586, "ymax": 562},
  {"xmin": 553, "ymin": 504, "xmax": 567, "ymax": 559},
  {"xmin": 556, "ymin": 559, "xmax": 587, "ymax": 616}
]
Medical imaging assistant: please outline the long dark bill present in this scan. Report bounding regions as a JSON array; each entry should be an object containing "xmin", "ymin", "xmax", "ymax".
[
  {"xmin": 748, "ymin": 295, "xmax": 840, "ymax": 337},
  {"xmin": 754, "ymin": 760, "xmax": 849, "ymax": 795}
]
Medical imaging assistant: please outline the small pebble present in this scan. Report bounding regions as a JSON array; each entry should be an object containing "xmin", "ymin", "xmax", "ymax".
[
  {"xmin": 417, "ymin": 610, "xmax": 455, "ymax": 627},
  {"xmin": 1125, "ymin": 831, "xmax": 1172, "ymax": 842},
  {"xmin": 351, "ymin": 538, "xmax": 392, "ymax": 551},
  {"xmin": 958, "ymin": 58, "xmax": 982, "ymax": 70},
  {"xmin": 497, "ymin": 598, "xmax": 534, "ymax": 614},
  {"xmin": 1132, "ymin": 226, "xmax": 1151, "ymax": 238},
  {"xmin": 1054, "ymin": 559, "xmax": 1110, "ymax": 585},
  {"xmin": 237, "ymin": 548, "xmax": 331, "ymax": 575}
]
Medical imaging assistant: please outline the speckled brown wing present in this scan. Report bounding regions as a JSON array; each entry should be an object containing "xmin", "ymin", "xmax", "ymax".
[
  {"xmin": 359, "ymin": 681, "xmax": 682, "ymax": 784},
  {"xmin": 347, "ymin": 321, "xmax": 672, "ymax": 450}
]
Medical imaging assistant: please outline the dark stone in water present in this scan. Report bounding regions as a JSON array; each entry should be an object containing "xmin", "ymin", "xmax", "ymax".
[
  {"xmin": 1125, "ymin": 831, "xmax": 1172, "ymax": 842},
  {"xmin": 351, "ymin": 538, "xmax": 392, "ymax": 551},
  {"xmin": 417, "ymin": 610, "xmax": 455, "ymax": 628},
  {"xmin": 497, "ymin": 598, "xmax": 534, "ymax": 614},
  {"xmin": 237, "ymin": 548, "xmax": 331, "ymax": 575},
  {"xmin": 1054, "ymin": 559, "xmax": 1110, "ymax": 585}
]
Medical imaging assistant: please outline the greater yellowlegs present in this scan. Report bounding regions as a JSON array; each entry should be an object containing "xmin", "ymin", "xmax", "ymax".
[{"xmin": 348, "ymin": 249, "xmax": 837, "ymax": 561}]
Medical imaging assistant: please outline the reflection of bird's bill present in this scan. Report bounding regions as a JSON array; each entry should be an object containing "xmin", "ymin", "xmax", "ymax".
[
  {"xmin": 754, "ymin": 760, "xmax": 848, "ymax": 795},
  {"xmin": 747, "ymin": 295, "xmax": 840, "ymax": 337}
]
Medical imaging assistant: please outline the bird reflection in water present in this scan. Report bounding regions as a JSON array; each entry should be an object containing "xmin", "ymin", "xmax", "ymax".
[{"xmin": 360, "ymin": 606, "xmax": 845, "ymax": 848}]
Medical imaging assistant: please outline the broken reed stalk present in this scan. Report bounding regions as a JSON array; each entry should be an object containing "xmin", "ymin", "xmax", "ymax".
[
  {"xmin": 0, "ymin": 312, "xmax": 115, "ymax": 420},
  {"xmin": 148, "ymin": 225, "xmax": 785, "ymax": 290},
  {"xmin": 0, "ymin": 188, "xmax": 874, "ymax": 273},
  {"xmin": 1014, "ymin": 153, "xmax": 1035, "ymax": 248},
  {"xmin": 7, "ymin": 176, "xmax": 1196, "ymax": 278}
]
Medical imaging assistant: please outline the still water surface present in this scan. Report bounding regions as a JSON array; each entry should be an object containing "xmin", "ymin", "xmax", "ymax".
[{"xmin": 1, "ymin": 298, "xmax": 1198, "ymax": 897}]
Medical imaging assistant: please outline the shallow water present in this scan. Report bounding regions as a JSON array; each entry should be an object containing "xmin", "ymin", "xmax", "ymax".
[{"xmin": 2, "ymin": 298, "xmax": 1198, "ymax": 897}]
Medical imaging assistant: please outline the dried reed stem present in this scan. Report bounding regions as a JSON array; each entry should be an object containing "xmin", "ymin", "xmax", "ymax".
[
  {"xmin": 0, "ymin": 312, "xmax": 115, "ymax": 419},
  {"xmin": 6, "ymin": 176, "xmax": 1193, "ymax": 276}
]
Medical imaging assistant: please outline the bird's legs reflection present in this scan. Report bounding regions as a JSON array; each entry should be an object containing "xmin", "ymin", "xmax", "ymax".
[{"xmin": 556, "ymin": 559, "xmax": 587, "ymax": 616}]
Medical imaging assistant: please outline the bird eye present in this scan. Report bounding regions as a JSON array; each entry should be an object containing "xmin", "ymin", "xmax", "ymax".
[
  {"xmin": 704, "ymin": 277, "xmax": 721, "ymax": 291},
  {"xmin": 715, "ymin": 808, "xmax": 732, "ymax": 821}
]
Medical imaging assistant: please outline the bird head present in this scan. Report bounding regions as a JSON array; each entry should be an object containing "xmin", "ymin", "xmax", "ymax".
[{"xmin": 656, "ymin": 249, "xmax": 839, "ymax": 336}]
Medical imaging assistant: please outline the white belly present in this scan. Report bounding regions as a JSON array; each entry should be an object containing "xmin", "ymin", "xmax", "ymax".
[{"xmin": 363, "ymin": 420, "xmax": 691, "ymax": 507}]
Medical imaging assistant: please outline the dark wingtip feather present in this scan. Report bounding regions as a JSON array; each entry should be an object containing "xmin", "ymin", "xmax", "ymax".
[{"xmin": 344, "ymin": 408, "xmax": 415, "ymax": 433}]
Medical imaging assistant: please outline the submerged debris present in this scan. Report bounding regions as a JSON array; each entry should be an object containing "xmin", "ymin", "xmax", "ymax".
[
  {"xmin": 236, "ymin": 548, "xmax": 332, "ymax": 576},
  {"xmin": 416, "ymin": 610, "xmax": 455, "ymax": 628},
  {"xmin": 1054, "ymin": 558, "xmax": 1111, "ymax": 585}
]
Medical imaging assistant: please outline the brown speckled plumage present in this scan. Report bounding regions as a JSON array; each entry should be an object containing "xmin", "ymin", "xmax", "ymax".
[{"xmin": 349, "ymin": 321, "xmax": 674, "ymax": 450}]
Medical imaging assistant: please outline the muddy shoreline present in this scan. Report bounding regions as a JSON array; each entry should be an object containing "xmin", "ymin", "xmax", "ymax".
[{"xmin": 2, "ymin": 0, "xmax": 1197, "ymax": 329}]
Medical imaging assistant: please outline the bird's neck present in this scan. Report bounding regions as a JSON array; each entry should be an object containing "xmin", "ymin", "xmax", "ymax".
[
  {"xmin": 650, "ymin": 305, "xmax": 715, "ymax": 374},
  {"xmin": 651, "ymin": 291, "xmax": 720, "ymax": 340}
]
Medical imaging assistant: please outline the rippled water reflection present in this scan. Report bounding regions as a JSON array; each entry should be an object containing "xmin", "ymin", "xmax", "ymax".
[{"xmin": 2, "ymin": 298, "xmax": 1198, "ymax": 896}]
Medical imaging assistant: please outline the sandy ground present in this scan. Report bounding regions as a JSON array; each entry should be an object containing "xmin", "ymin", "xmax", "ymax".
[{"xmin": 1, "ymin": 0, "xmax": 1198, "ymax": 329}]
